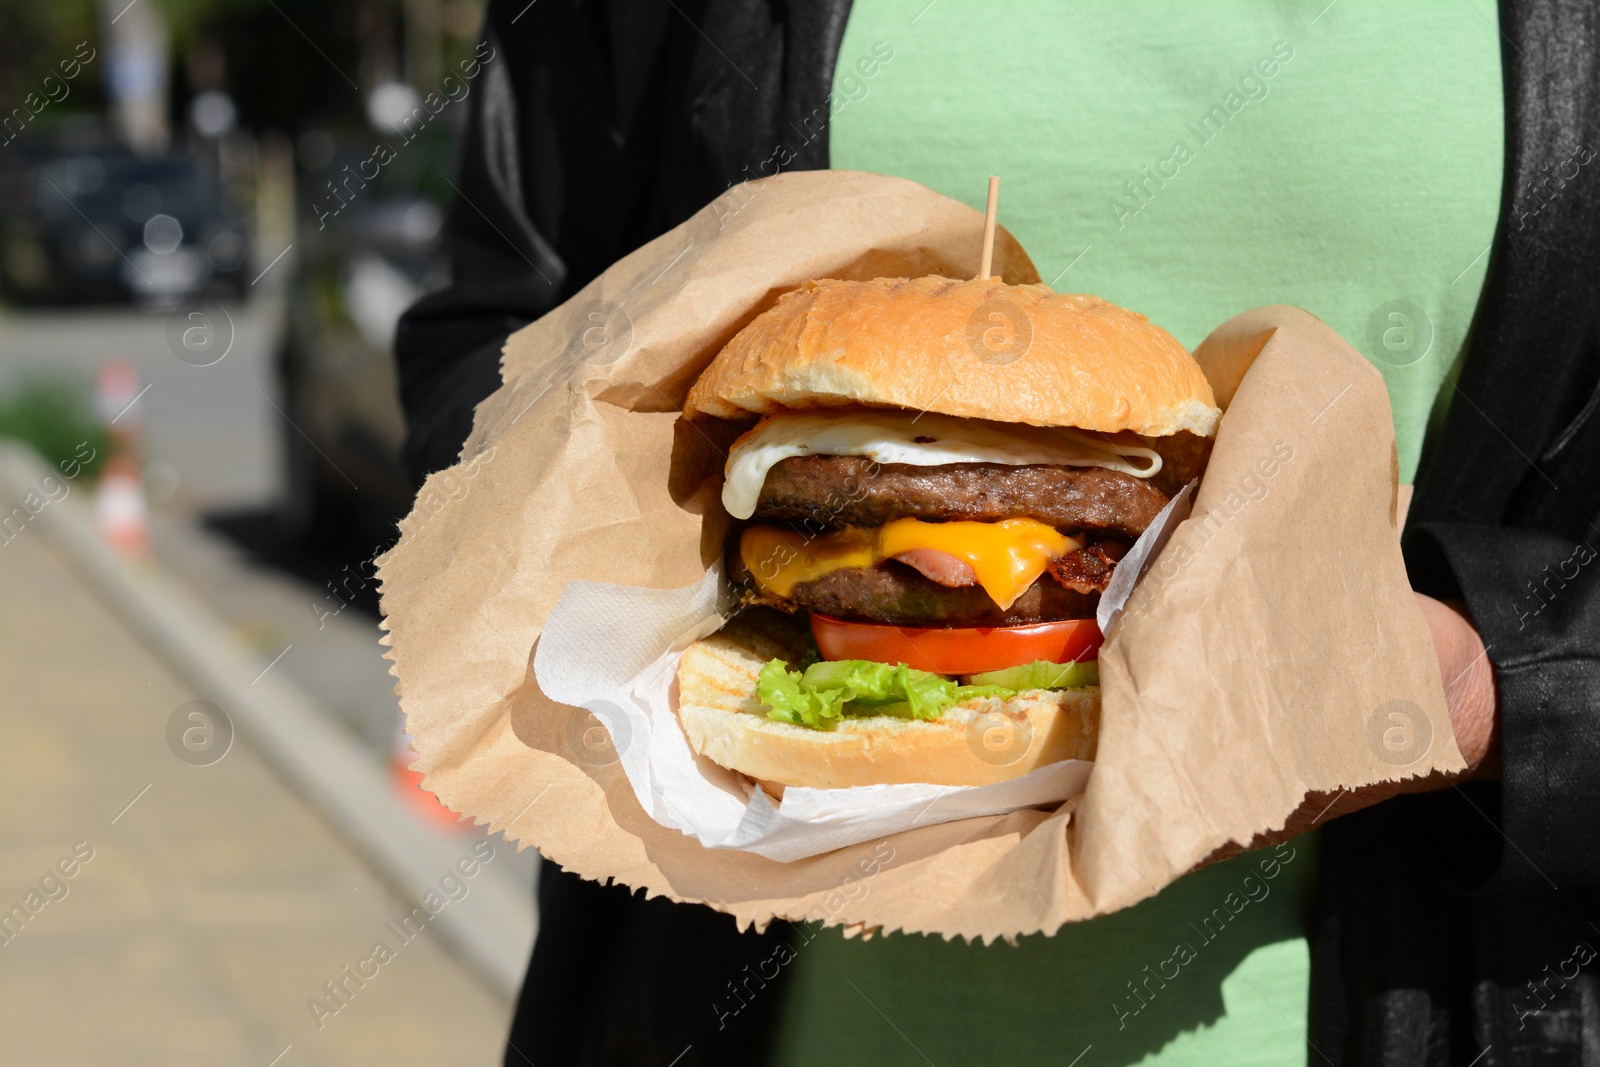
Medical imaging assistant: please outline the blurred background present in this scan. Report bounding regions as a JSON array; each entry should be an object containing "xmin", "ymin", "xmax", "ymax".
[{"xmin": 0, "ymin": 2, "xmax": 540, "ymax": 1063}]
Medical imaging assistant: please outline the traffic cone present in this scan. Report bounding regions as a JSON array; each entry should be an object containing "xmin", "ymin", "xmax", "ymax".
[
  {"xmin": 97, "ymin": 359, "xmax": 142, "ymax": 443},
  {"xmin": 95, "ymin": 359, "xmax": 149, "ymax": 559},
  {"xmin": 95, "ymin": 453, "xmax": 150, "ymax": 558},
  {"xmin": 391, "ymin": 717, "xmax": 472, "ymax": 831}
]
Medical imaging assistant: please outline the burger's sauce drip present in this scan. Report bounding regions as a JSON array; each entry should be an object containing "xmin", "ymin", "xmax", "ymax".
[{"xmin": 740, "ymin": 519, "xmax": 1080, "ymax": 611}]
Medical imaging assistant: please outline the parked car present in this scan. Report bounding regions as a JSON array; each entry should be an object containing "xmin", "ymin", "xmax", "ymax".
[{"xmin": 0, "ymin": 144, "xmax": 250, "ymax": 306}]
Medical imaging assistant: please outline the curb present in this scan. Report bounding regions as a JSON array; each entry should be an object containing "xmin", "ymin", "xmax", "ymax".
[{"xmin": 0, "ymin": 442, "xmax": 533, "ymax": 1001}]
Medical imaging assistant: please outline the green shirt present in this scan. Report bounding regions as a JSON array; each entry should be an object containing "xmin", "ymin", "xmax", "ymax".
[{"xmin": 770, "ymin": 3, "xmax": 1503, "ymax": 1064}]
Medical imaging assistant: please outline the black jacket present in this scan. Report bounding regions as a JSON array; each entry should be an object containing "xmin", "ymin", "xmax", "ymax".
[{"xmin": 395, "ymin": 1, "xmax": 1600, "ymax": 1063}]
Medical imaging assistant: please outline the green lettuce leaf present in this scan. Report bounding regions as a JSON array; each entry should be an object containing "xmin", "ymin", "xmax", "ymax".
[
  {"xmin": 757, "ymin": 659, "xmax": 851, "ymax": 727},
  {"xmin": 756, "ymin": 658, "xmax": 1017, "ymax": 729},
  {"xmin": 965, "ymin": 659, "xmax": 1100, "ymax": 690}
]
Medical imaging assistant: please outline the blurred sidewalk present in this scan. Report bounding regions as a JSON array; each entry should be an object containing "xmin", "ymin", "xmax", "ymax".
[{"xmin": 0, "ymin": 506, "xmax": 516, "ymax": 1064}]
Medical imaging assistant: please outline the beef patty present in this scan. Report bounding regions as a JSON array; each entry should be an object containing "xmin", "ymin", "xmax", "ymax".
[
  {"xmin": 729, "ymin": 550, "xmax": 1099, "ymax": 627},
  {"xmin": 754, "ymin": 456, "xmax": 1168, "ymax": 539}
]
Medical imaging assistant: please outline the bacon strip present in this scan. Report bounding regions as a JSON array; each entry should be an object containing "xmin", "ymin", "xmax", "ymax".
[
  {"xmin": 1047, "ymin": 541, "xmax": 1128, "ymax": 594},
  {"xmin": 890, "ymin": 548, "xmax": 978, "ymax": 588}
]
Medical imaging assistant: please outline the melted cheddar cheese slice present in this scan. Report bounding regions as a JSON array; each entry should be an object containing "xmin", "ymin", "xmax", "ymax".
[{"xmin": 740, "ymin": 518, "xmax": 1080, "ymax": 610}]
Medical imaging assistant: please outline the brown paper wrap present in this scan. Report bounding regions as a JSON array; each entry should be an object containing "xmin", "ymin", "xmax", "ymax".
[{"xmin": 377, "ymin": 171, "xmax": 1463, "ymax": 940}]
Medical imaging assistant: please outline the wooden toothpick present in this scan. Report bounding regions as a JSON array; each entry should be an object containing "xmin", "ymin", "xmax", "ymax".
[{"xmin": 977, "ymin": 175, "xmax": 1000, "ymax": 280}]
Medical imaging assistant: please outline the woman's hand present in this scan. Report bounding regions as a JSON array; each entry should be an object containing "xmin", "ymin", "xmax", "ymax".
[{"xmin": 1201, "ymin": 592, "xmax": 1499, "ymax": 865}]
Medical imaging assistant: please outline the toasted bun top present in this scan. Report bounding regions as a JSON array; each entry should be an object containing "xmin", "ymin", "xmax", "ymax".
[{"xmin": 686, "ymin": 276, "xmax": 1220, "ymax": 438}]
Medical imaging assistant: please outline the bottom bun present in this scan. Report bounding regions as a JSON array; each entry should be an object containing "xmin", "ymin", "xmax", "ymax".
[{"xmin": 675, "ymin": 609, "xmax": 1099, "ymax": 789}]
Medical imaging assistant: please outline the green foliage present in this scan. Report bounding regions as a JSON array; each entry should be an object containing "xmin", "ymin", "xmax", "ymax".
[
  {"xmin": 0, "ymin": 377, "xmax": 110, "ymax": 481},
  {"xmin": 0, "ymin": 1, "xmax": 100, "ymax": 113}
]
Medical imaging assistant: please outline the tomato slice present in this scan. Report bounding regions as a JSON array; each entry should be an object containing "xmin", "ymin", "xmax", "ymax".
[{"xmin": 809, "ymin": 614, "xmax": 1102, "ymax": 676}]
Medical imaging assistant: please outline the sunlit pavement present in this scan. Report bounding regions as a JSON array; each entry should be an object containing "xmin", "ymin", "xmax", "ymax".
[{"xmin": 0, "ymin": 521, "xmax": 513, "ymax": 1065}]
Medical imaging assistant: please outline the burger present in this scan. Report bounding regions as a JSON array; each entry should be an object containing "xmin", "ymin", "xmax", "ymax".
[{"xmin": 675, "ymin": 276, "xmax": 1219, "ymax": 790}]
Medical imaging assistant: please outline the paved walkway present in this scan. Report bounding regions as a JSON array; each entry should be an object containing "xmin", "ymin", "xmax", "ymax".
[{"xmin": 0, "ymin": 526, "xmax": 517, "ymax": 1065}]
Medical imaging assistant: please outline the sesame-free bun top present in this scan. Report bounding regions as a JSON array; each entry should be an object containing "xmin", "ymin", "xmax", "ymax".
[{"xmin": 685, "ymin": 276, "xmax": 1221, "ymax": 438}]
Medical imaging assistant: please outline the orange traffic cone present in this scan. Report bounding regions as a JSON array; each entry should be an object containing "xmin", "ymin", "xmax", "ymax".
[
  {"xmin": 95, "ymin": 453, "xmax": 150, "ymax": 559},
  {"xmin": 97, "ymin": 360, "xmax": 143, "ymax": 441},
  {"xmin": 391, "ymin": 720, "xmax": 472, "ymax": 831},
  {"xmin": 95, "ymin": 359, "xmax": 149, "ymax": 559}
]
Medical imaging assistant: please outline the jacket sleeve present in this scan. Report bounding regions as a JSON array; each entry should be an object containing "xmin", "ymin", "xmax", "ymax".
[
  {"xmin": 394, "ymin": 13, "xmax": 554, "ymax": 485},
  {"xmin": 395, "ymin": 0, "xmax": 635, "ymax": 485},
  {"xmin": 1403, "ymin": 520, "xmax": 1600, "ymax": 890},
  {"xmin": 395, "ymin": 0, "xmax": 845, "ymax": 485}
]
